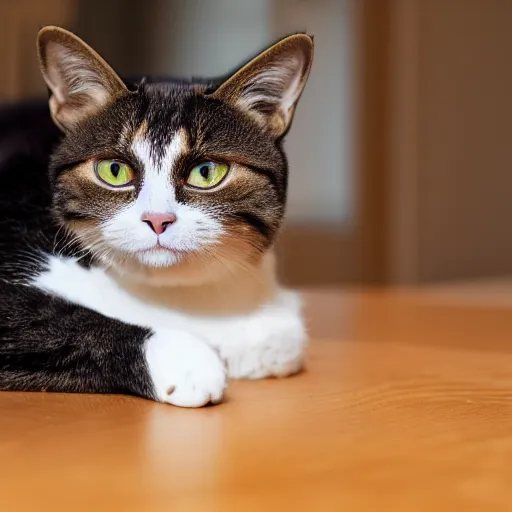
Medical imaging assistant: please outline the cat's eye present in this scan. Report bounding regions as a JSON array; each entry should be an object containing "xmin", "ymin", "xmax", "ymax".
[
  {"xmin": 186, "ymin": 162, "xmax": 229, "ymax": 189},
  {"xmin": 95, "ymin": 160, "xmax": 135, "ymax": 187}
]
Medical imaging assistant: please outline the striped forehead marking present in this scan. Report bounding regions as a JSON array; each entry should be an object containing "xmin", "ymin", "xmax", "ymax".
[{"xmin": 131, "ymin": 127, "xmax": 189, "ymax": 212}]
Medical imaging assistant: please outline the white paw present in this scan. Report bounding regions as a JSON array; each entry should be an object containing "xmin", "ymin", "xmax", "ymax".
[
  {"xmin": 145, "ymin": 330, "xmax": 227, "ymax": 407},
  {"xmin": 209, "ymin": 290, "xmax": 308, "ymax": 379},
  {"xmin": 225, "ymin": 317, "xmax": 307, "ymax": 379}
]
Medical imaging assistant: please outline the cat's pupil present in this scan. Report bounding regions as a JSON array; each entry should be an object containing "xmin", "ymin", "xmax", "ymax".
[
  {"xmin": 110, "ymin": 162, "xmax": 121, "ymax": 178},
  {"xmin": 199, "ymin": 165, "xmax": 210, "ymax": 179}
]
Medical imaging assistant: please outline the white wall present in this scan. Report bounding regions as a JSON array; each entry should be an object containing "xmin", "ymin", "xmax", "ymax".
[
  {"xmin": 274, "ymin": 0, "xmax": 355, "ymax": 226},
  {"xmin": 160, "ymin": 0, "xmax": 271, "ymax": 78}
]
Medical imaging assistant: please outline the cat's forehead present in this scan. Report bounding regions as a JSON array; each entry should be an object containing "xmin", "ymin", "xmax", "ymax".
[
  {"xmin": 140, "ymin": 83, "xmax": 198, "ymax": 120},
  {"xmin": 131, "ymin": 83, "xmax": 198, "ymax": 153},
  {"xmin": 131, "ymin": 121, "xmax": 188, "ymax": 173},
  {"xmin": 119, "ymin": 82, "xmax": 279, "ymax": 168}
]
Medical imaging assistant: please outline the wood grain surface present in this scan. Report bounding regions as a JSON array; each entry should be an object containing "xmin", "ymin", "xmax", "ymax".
[{"xmin": 1, "ymin": 288, "xmax": 512, "ymax": 511}]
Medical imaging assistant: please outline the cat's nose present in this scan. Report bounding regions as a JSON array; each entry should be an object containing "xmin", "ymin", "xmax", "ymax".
[{"xmin": 141, "ymin": 212, "xmax": 177, "ymax": 235}]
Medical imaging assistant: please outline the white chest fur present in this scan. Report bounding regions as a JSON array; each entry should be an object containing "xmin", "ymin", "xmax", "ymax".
[{"xmin": 34, "ymin": 256, "xmax": 307, "ymax": 379}]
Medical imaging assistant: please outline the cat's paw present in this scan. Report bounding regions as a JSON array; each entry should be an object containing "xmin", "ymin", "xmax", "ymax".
[
  {"xmin": 145, "ymin": 330, "xmax": 227, "ymax": 407},
  {"xmin": 212, "ymin": 291, "xmax": 308, "ymax": 379},
  {"xmin": 225, "ymin": 317, "xmax": 306, "ymax": 379}
]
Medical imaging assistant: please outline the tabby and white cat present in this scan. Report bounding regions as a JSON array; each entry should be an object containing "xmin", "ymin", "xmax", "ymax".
[{"xmin": 0, "ymin": 27, "xmax": 313, "ymax": 407}]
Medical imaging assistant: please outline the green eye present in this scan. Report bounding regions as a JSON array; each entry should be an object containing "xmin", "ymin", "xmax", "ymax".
[
  {"xmin": 187, "ymin": 162, "xmax": 229, "ymax": 189},
  {"xmin": 96, "ymin": 160, "xmax": 135, "ymax": 187}
]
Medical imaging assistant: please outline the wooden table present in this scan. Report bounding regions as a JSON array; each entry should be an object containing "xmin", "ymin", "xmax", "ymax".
[{"xmin": 1, "ymin": 288, "xmax": 512, "ymax": 511}]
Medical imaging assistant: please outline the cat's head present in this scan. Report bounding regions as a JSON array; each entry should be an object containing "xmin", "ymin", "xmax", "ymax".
[{"xmin": 37, "ymin": 27, "xmax": 313, "ymax": 285}]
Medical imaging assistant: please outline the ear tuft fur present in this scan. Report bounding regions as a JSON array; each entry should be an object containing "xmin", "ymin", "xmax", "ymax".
[
  {"xmin": 37, "ymin": 26, "xmax": 128, "ymax": 132},
  {"xmin": 210, "ymin": 34, "xmax": 314, "ymax": 137}
]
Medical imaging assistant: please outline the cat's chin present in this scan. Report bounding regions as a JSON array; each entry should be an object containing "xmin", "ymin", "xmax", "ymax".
[
  {"xmin": 104, "ymin": 247, "xmax": 274, "ymax": 291},
  {"xmin": 133, "ymin": 247, "xmax": 183, "ymax": 268},
  {"xmin": 103, "ymin": 248, "xmax": 229, "ymax": 288}
]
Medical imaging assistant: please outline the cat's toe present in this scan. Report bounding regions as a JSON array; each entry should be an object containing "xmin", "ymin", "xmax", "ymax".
[{"xmin": 146, "ymin": 330, "xmax": 227, "ymax": 407}]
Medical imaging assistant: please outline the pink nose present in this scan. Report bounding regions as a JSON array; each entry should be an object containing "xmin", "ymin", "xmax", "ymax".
[{"xmin": 141, "ymin": 212, "xmax": 177, "ymax": 235}]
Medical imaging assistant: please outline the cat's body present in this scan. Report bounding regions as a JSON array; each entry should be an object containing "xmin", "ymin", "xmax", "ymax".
[{"xmin": 0, "ymin": 27, "xmax": 313, "ymax": 407}]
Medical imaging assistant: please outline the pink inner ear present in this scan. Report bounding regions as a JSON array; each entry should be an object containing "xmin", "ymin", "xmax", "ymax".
[
  {"xmin": 44, "ymin": 42, "xmax": 71, "ymax": 104},
  {"xmin": 237, "ymin": 54, "xmax": 305, "ymax": 115},
  {"xmin": 45, "ymin": 42, "xmax": 110, "ymax": 107},
  {"xmin": 39, "ymin": 29, "xmax": 129, "ymax": 131},
  {"xmin": 208, "ymin": 34, "xmax": 312, "ymax": 136}
]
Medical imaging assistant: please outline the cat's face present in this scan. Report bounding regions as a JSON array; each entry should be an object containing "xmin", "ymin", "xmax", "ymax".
[{"xmin": 38, "ymin": 27, "xmax": 313, "ymax": 284}]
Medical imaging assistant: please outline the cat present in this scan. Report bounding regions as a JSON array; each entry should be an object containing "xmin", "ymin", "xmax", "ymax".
[{"xmin": 0, "ymin": 26, "xmax": 313, "ymax": 407}]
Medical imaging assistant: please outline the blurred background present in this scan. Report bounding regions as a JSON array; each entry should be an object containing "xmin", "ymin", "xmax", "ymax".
[{"xmin": 0, "ymin": 0, "xmax": 510, "ymax": 288}]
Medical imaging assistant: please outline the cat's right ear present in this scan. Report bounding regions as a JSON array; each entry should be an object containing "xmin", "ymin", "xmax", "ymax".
[{"xmin": 37, "ymin": 26, "xmax": 128, "ymax": 132}]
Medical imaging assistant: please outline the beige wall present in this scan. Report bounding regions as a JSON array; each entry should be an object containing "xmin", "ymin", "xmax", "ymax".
[
  {"xmin": 0, "ymin": 0, "xmax": 76, "ymax": 100},
  {"xmin": 387, "ymin": 0, "xmax": 512, "ymax": 283}
]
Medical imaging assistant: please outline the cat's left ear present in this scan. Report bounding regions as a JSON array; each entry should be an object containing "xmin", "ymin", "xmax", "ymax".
[
  {"xmin": 210, "ymin": 34, "xmax": 314, "ymax": 138},
  {"xmin": 37, "ymin": 26, "xmax": 129, "ymax": 132}
]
